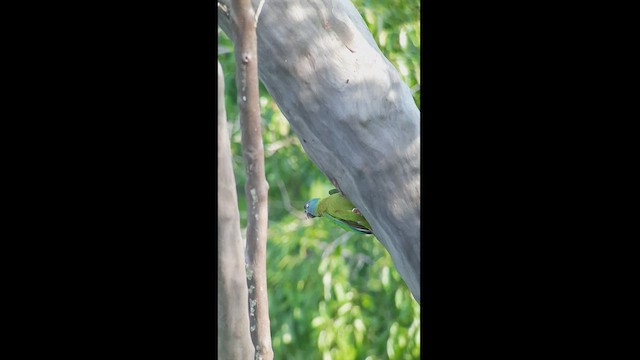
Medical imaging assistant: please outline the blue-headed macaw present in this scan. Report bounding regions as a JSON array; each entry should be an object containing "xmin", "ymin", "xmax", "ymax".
[{"xmin": 304, "ymin": 189, "xmax": 372, "ymax": 235}]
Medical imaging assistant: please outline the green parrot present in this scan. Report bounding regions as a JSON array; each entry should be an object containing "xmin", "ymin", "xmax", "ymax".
[{"xmin": 304, "ymin": 189, "xmax": 372, "ymax": 235}]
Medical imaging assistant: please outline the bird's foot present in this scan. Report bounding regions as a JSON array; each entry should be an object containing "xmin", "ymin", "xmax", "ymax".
[
  {"xmin": 352, "ymin": 208, "xmax": 361, "ymax": 215},
  {"xmin": 329, "ymin": 176, "xmax": 344, "ymax": 195}
]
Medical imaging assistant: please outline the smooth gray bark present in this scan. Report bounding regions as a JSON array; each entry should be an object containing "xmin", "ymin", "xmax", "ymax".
[
  {"xmin": 230, "ymin": 0, "xmax": 274, "ymax": 358},
  {"xmin": 219, "ymin": 0, "xmax": 420, "ymax": 304},
  {"xmin": 217, "ymin": 61, "xmax": 255, "ymax": 360}
]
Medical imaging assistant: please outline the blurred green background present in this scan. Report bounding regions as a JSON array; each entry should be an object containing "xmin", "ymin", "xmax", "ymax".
[{"xmin": 218, "ymin": 0, "xmax": 420, "ymax": 358}]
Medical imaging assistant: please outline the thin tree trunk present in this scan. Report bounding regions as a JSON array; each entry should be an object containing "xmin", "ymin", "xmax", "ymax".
[
  {"xmin": 230, "ymin": 0, "xmax": 274, "ymax": 358},
  {"xmin": 217, "ymin": 61, "xmax": 255, "ymax": 360},
  {"xmin": 218, "ymin": 0, "xmax": 421, "ymax": 304}
]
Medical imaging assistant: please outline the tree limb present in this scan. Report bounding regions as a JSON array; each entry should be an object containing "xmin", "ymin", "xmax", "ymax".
[
  {"xmin": 219, "ymin": 0, "xmax": 421, "ymax": 304},
  {"xmin": 230, "ymin": 0, "xmax": 274, "ymax": 358},
  {"xmin": 217, "ymin": 61, "xmax": 255, "ymax": 360}
]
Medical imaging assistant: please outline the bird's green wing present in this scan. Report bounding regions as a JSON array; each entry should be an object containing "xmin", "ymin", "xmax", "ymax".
[
  {"xmin": 330, "ymin": 208, "xmax": 372, "ymax": 230},
  {"xmin": 321, "ymin": 193, "xmax": 372, "ymax": 234},
  {"xmin": 324, "ymin": 213, "xmax": 372, "ymax": 234}
]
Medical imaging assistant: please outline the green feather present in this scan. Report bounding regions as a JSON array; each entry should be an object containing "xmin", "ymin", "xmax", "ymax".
[{"xmin": 305, "ymin": 191, "xmax": 372, "ymax": 235}]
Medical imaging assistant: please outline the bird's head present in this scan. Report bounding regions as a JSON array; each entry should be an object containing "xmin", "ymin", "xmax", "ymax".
[{"xmin": 304, "ymin": 198, "xmax": 320, "ymax": 219}]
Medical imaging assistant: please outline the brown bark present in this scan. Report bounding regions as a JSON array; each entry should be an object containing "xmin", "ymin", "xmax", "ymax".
[
  {"xmin": 218, "ymin": 0, "xmax": 421, "ymax": 304},
  {"xmin": 230, "ymin": 0, "xmax": 273, "ymax": 358},
  {"xmin": 217, "ymin": 61, "xmax": 255, "ymax": 359}
]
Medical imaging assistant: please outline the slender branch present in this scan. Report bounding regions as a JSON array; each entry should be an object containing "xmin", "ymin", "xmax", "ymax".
[
  {"xmin": 264, "ymin": 137, "xmax": 297, "ymax": 156},
  {"xmin": 230, "ymin": 0, "xmax": 273, "ymax": 359},
  {"xmin": 254, "ymin": 0, "xmax": 266, "ymax": 27},
  {"xmin": 218, "ymin": 1, "xmax": 230, "ymax": 18},
  {"xmin": 321, "ymin": 232, "xmax": 353, "ymax": 259},
  {"xmin": 217, "ymin": 61, "xmax": 255, "ymax": 360},
  {"xmin": 276, "ymin": 178, "xmax": 307, "ymax": 220}
]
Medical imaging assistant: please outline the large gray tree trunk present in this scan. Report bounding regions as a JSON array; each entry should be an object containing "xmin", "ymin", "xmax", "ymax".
[
  {"xmin": 217, "ymin": 61, "xmax": 255, "ymax": 360},
  {"xmin": 218, "ymin": 0, "xmax": 420, "ymax": 304}
]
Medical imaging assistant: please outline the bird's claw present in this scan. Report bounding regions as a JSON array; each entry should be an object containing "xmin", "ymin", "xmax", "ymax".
[
  {"xmin": 329, "ymin": 176, "xmax": 344, "ymax": 195},
  {"xmin": 352, "ymin": 208, "xmax": 361, "ymax": 215}
]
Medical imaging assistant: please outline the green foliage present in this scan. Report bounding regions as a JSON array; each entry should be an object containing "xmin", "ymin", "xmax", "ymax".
[
  {"xmin": 358, "ymin": 0, "xmax": 421, "ymax": 108},
  {"xmin": 268, "ymin": 217, "xmax": 420, "ymax": 359},
  {"xmin": 218, "ymin": 0, "xmax": 420, "ymax": 358}
]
